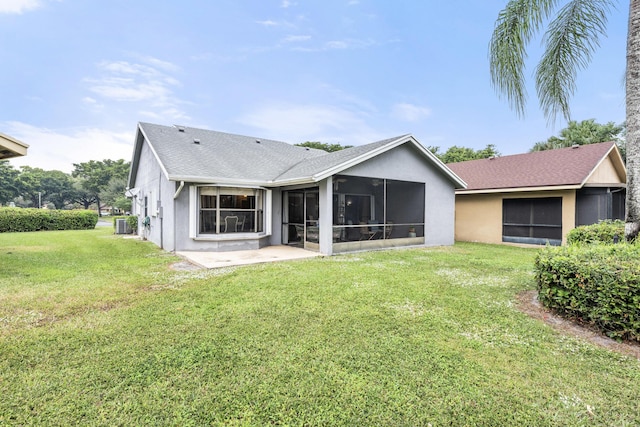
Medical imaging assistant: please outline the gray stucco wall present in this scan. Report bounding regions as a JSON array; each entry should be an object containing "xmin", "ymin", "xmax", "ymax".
[
  {"xmin": 339, "ymin": 143, "xmax": 457, "ymax": 246},
  {"xmin": 132, "ymin": 141, "xmax": 175, "ymax": 250},
  {"xmin": 269, "ymin": 188, "xmax": 283, "ymax": 247}
]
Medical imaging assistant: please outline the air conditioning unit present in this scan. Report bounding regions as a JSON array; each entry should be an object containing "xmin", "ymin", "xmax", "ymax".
[{"xmin": 115, "ymin": 218, "xmax": 132, "ymax": 235}]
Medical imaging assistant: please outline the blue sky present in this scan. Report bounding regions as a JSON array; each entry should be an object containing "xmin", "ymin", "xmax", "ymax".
[{"xmin": 1, "ymin": 0, "xmax": 629, "ymax": 172}]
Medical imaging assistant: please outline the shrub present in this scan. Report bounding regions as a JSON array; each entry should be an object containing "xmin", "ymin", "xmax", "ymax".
[
  {"xmin": 535, "ymin": 243, "xmax": 640, "ymax": 341},
  {"xmin": 566, "ymin": 220, "xmax": 625, "ymax": 245},
  {"xmin": 0, "ymin": 208, "xmax": 98, "ymax": 233},
  {"xmin": 112, "ymin": 215, "xmax": 138, "ymax": 233}
]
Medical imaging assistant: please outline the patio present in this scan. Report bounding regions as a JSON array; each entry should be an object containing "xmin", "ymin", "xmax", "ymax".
[{"xmin": 176, "ymin": 245, "xmax": 321, "ymax": 269}]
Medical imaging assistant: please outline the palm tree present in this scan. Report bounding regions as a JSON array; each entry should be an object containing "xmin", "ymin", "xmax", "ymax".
[{"xmin": 489, "ymin": 0, "xmax": 640, "ymax": 240}]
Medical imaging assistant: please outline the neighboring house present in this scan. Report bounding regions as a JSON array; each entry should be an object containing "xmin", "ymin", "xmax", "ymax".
[
  {"xmin": 126, "ymin": 122, "xmax": 466, "ymax": 255},
  {"xmin": 0, "ymin": 132, "xmax": 28, "ymax": 159},
  {"xmin": 447, "ymin": 142, "xmax": 626, "ymax": 246}
]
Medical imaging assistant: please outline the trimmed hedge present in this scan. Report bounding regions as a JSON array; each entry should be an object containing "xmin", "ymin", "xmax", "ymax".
[
  {"xmin": 112, "ymin": 215, "xmax": 138, "ymax": 233},
  {"xmin": 0, "ymin": 208, "xmax": 98, "ymax": 233},
  {"xmin": 535, "ymin": 244, "xmax": 640, "ymax": 342},
  {"xmin": 566, "ymin": 220, "xmax": 625, "ymax": 245}
]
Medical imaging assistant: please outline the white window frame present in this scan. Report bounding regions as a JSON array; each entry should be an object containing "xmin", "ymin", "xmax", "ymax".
[{"xmin": 189, "ymin": 185, "xmax": 271, "ymax": 240}]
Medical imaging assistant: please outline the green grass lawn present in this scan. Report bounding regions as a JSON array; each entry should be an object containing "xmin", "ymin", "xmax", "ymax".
[{"xmin": 1, "ymin": 228, "xmax": 639, "ymax": 426}]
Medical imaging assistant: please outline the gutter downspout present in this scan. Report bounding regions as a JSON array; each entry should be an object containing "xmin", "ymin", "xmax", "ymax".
[{"xmin": 174, "ymin": 181, "xmax": 185, "ymax": 199}]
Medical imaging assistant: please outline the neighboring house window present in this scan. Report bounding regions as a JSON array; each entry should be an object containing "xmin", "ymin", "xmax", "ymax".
[
  {"xmin": 502, "ymin": 198, "xmax": 562, "ymax": 245},
  {"xmin": 198, "ymin": 187, "xmax": 264, "ymax": 234}
]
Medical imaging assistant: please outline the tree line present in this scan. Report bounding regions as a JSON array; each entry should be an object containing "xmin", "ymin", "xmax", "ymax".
[
  {"xmin": 429, "ymin": 119, "xmax": 625, "ymax": 164},
  {"xmin": 298, "ymin": 120, "xmax": 624, "ymax": 165},
  {"xmin": 0, "ymin": 159, "xmax": 130, "ymax": 215}
]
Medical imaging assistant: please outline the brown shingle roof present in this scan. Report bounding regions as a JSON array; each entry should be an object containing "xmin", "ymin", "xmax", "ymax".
[{"xmin": 447, "ymin": 142, "xmax": 618, "ymax": 192}]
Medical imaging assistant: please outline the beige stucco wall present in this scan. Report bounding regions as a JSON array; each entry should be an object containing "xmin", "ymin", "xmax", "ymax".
[
  {"xmin": 455, "ymin": 190, "xmax": 577, "ymax": 245},
  {"xmin": 586, "ymin": 156, "xmax": 626, "ymax": 185}
]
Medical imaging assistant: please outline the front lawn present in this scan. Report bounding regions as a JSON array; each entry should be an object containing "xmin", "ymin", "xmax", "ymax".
[{"xmin": 1, "ymin": 228, "xmax": 639, "ymax": 425}]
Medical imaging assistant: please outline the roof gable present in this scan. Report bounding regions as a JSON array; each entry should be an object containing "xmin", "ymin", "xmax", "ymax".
[
  {"xmin": 274, "ymin": 134, "xmax": 465, "ymax": 188},
  {"xmin": 447, "ymin": 142, "xmax": 625, "ymax": 193}
]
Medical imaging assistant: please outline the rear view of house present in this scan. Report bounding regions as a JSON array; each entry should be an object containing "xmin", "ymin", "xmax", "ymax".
[
  {"xmin": 448, "ymin": 142, "xmax": 626, "ymax": 245},
  {"xmin": 127, "ymin": 122, "xmax": 466, "ymax": 255}
]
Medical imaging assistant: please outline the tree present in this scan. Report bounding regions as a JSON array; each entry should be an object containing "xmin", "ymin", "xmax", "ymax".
[
  {"xmin": 0, "ymin": 161, "xmax": 19, "ymax": 205},
  {"xmin": 71, "ymin": 159, "xmax": 130, "ymax": 215},
  {"xmin": 295, "ymin": 141, "xmax": 353, "ymax": 152},
  {"xmin": 101, "ymin": 176, "xmax": 131, "ymax": 213},
  {"xmin": 15, "ymin": 167, "xmax": 75, "ymax": 209},
  {"xmin": 430, "ymin": 144, "xmax": 501, "ymax": 164},
  {"xmin": 531, "ymin": 119, "xmax": 625, "ymax": 156},
  {"xmin": 490, "ymin": 0, "xmax": 640, "ymax": 240}
]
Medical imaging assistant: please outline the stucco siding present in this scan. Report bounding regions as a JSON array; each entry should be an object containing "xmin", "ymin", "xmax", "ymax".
[
  {"xmin": 586, "ymin": 156, "xmax": 626, "ymax": 185},
  {"xmin": 455, "ymin": 190, "xmax": 577, "ymax": 245},
  {"xmin": 133, "ymin": 140, "xmax": 172, "ymax": 248},
  {"xmin": 455, "ymin": 194, "xmax": 503, "ymax": 244}
]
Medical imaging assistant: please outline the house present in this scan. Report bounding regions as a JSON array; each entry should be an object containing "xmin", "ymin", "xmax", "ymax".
[
  {"xmin": 126, "ymin": 122, "xmax": 466, "ymax": 255},
  {"xmin": 0, "ymin": 132, "xmax": 28, "ymax": 159},
  {"xmin": 447, "ymin": 142, "xmax": 626, "ymax": 246}
]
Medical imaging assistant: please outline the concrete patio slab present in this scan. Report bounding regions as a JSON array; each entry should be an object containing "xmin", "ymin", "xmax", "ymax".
[{"xmin": 176, "ymin": 245, "xmax": 321, "ymax": 269}]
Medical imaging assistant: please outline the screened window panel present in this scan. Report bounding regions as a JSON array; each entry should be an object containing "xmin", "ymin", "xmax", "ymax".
[{"xmin": 503, "ymin": 198, "xmax": 562, "ymax": 244}]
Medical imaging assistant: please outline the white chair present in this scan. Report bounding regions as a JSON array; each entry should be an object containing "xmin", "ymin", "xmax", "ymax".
[{"xmin": 224, "ymin": 215, "xmax": 239, "ymax": 232}]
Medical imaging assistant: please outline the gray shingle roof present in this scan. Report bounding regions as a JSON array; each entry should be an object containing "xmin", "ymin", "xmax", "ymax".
[
  {"xmin": 131, "ymin": 122, "xmax": 465, "ymax": 188},
  {"xmin": 138, "ymin": 122, "xmax": 326, "ymax": 183},
  {"xmin": 274, "ymin": 135, "xmax": 409, "ymax": 182}
]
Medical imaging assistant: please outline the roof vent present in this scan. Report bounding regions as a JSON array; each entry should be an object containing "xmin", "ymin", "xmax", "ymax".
[
  {"xmin": 489, "ymin": 155, "xmax": 496, "ymax": 160},
  {"xmin": 175, "ymin": 125, "xmax": 186, "ymax": 132},
  {"xmin": 572, "ymin": 144, "xmax": 580, "ymax": 149},
  {"xmin": 193, "ymin": 138, "xmax": 200, "ymax": 145},
  {"xmin": 256, "ymin": 139, "xmax": 261, "ymax": 144}
]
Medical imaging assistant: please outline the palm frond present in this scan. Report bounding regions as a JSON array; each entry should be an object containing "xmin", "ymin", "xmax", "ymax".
[
  {"xmin": 489, "ymin": 0, "xmax": 559, "ymax": 117},
  {"xmin": 535, "ymin": 0, "xmax": 614, "ymax": 124}
]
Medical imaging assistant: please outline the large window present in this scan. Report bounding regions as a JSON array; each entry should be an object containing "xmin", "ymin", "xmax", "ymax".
[
  {"xmin": 198, "ymin": 187, "xmax": 264, "ymax": 234},
  {"xmin": 502, "ymin": 197, "xmax": 562, "ymax": 245}
]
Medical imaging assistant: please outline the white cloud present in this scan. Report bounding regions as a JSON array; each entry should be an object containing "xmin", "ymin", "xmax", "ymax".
[
  {"xmin": 326, "ymin": 40, "xmax": 349, "ymax": 50},
  {"xmin": 238, "ymin": 104, "xmax": 383, "ymax": 145},
  {"xmin": 283, "ymin": 35, "xmax": 311, "ymax": 43},
  {"xmin": 0, "ymin": 0, "xmax": 42, "ymax": 14},
  {"xmin": 391, "ymin": 103, "xmax": 432, "ymax": 122},
  {"xmin": 4, "ymin": 121, "xmax": 134, "ymax": 172},
  {"xmin": 256, "ymin": 20, "xmax": 279, "ymax": 27},
  {"xmin": 293, "ymin": 38, "xmax": 376, "ymax": 52},
  {"xmin": 280, "ymin": 0, "xmax": 296, "ymax": 8},
  {"xmin": 84, "ymin": 57, "xmax": 190, "ymax": 122}
]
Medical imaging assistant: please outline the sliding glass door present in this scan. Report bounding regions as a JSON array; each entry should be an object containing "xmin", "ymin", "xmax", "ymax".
[{"xmin": 283, "ymin": 190, "xmax": 319, "ymax": 250}]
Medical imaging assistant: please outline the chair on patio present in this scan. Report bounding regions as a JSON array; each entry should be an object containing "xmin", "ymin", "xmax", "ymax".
[{"xmin": 367, "ymin": 220, "xmax": 382, "ymax": 240}]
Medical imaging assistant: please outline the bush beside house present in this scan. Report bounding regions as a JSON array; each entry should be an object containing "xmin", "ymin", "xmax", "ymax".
[
  {"xmin": 535, "ymin": 222, "xmax": 640, "ymax": 342},
  {"xmin": 566, "ymin": 220, "xmax": 625, "ymax": 245},
  {"xmin": 0, "ymin": 208, "xmax": 98, "ymax": 232}
]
